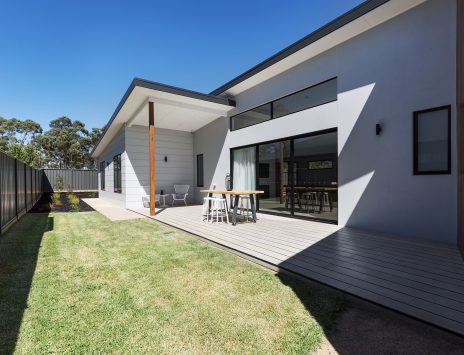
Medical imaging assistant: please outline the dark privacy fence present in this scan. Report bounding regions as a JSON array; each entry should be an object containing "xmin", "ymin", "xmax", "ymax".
[
  {"xmin": 0, "ymin": 152, "xmax": 43, "ymax": 234},
  {"xmin": 42, "ymin": 169, "xmax": 98, "ymax": 192},
  {"xmin": 0, "ymin": 154, "xmax": 99, "ymax": 234}
]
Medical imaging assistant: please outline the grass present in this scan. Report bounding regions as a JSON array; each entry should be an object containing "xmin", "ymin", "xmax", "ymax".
[{"xmin": 0, "ymin": 212, "xmax": 344, "ymax": 354}]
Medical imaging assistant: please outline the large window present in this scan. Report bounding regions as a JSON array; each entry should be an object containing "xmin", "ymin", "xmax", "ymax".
[
  {"xmin": 100, "ymin": 161, "xmax": 106, "ymax": 191},
  {"xmin": 231, "ymin": 129, "xmax": 338, "ymax": 223},
  {"xmin": 113, "ymin": 154, "xmax": 122, "ymax": 193},
  {"xmin": 230, "ymin": 78, "xmax": 337, "ymax": 131},
  {"xmin": 197, "ymin": 154, "xmax": 204, "ymax": 187},
  {"xmin": 413, "ymin": 106, "xmax": 451, "ymax": 175}
]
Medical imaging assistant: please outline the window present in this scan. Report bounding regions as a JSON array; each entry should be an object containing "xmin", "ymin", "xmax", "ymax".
[
  {"xmin": 230, "ymin": 78, "xmax": 337, "ymax": 131},
  {"xmin": 197, "ymin": 154, "xmax": 204, "ymax": 187},
  {"xmin": 273, "ymin": 78, "xmax": 337, "ymax": 119},
  {"xmin": 113, "ymin": 154, "xmax": 122, "ymax": 193},
  {"xmin": 100, "ymin": 161, "xmax": 106, "ymax": 191},
  {"xmin": 413, "ymin": 106, "xmax": 451, "ymax": 175},
  {"xmin": 231, "ymin": 103, "xmax": 271, "ymax": 131}
]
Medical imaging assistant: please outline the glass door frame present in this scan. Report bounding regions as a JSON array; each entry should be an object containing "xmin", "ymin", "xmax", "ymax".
[{"xmin": 230, "ymin": 127, "xmax": 338, "ymax": 224}]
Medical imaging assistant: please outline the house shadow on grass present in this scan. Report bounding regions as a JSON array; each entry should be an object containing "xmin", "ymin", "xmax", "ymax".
[{"xmin": 0, "ymin": 214, "xmax": 53, "ymax": 355}]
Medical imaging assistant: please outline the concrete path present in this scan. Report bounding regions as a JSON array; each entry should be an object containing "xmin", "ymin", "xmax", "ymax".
[{"xmin": 82, "ymin": 198, "xmax": 144, "ymax": 221}]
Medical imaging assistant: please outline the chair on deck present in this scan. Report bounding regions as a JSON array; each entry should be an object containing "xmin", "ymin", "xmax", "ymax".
[
  {"xmin": 142, "ymin": 194, "xmax": 160, "ymax": 208},
  {"xmin": 172, "ymin": 185, "xmax": 190, "ymax": 206}
]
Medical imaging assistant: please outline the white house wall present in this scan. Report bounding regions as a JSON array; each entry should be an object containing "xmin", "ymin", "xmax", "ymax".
[
  {"xmin": 193, "ymin": 0, "xmax": 457, "ymax": 244},
  {"xmin": 125, "ymin": 125, "xmax": 194, "ymax": 209},
  {"xmin": 97, "ymin": 127, "xmax": 126, "ymax": 208}
]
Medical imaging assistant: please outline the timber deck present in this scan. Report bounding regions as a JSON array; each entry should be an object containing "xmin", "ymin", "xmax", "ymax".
[{"xmin": 131, "ymin": 205, "xmax": 464, "ymax": 336}]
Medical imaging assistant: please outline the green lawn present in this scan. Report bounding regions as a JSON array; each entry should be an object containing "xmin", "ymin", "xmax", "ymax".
[{"xmin": 0, "ymin": 211, "xmax": 344, "ymax": 354}]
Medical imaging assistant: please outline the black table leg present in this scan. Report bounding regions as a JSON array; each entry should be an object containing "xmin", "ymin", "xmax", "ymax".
[
  {"xmin": 249, "ymin": 194, "xmax": 257, "ymax": 222},
  {"xmin": 232, "ymin": 195, "xmax": 240, "ymax": 225},
  {"xmin": 208, "ymin": 193, "xmax": 213, "ymax": 213}
]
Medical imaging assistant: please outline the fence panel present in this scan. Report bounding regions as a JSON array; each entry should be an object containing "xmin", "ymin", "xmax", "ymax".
[
  {"xmin": 16, "ymin": 160, "xmax": 26, "ymax": 215},
  {"xmin": 42, "ymin": 169, "xmax": 98, "ymax": 192},
  {"xmin": 0, "ymin": 151, "xmax": 43, "ymax": 235},
  {"xmin": 0, "ymin": 154, "xmax": 17, "ymax": 230}
]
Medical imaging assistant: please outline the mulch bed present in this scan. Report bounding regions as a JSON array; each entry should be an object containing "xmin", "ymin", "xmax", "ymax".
[{"xmin": 30, "ymin": 192, "xmax": 98, "ymax": 213}]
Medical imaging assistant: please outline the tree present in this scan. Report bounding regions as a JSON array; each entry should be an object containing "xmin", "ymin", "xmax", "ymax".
[
  {"xmin": 34, "ymin": 116, "xmax": 101, "ymax": 169},
  {"xmin": 0, "ymin": 117, "xmax": 43, "ymax": 167}
]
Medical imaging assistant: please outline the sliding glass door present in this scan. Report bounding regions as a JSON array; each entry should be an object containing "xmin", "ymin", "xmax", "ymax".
[
  {"xmin": 231, "ymin": 129, "xmax": 338, "ymax": 223},
  {"xmin": 292, "ymin": 132, "xmax": 337, "ymax": 222},
  {"xmin": 257, "ymin": 140, "xmax": 291, "ymax": 215}
]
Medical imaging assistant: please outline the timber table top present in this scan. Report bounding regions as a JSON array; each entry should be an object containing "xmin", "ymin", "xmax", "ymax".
[{"xmin": 200, "ymin": 189, "xmax": 264, "ymax": 195}]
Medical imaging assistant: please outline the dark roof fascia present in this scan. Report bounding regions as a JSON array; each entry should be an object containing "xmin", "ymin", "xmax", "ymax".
[
  {"xmin": 91, "ymin": 78, "xmax": 236, "ymax": 156},
  {"xmin": 209, "ymin": 0, "xmax": 390, "ymax": 96},
  {"xmin": 134, "ymin": 78, "xmax": 236, "ymax": 106}
]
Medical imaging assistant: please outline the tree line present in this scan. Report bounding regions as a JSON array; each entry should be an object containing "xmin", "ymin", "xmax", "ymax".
[{"xmin": 0, "ymin": 116, "xmax": 103, "ymax": 169}]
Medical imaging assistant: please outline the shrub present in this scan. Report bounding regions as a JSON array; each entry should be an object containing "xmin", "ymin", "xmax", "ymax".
[
  {"xmin": 51, "ymin": 192, "xmax": 62, "ymax": 206},
  {"xmin": 68, "ymin": 193, "xmax": 80, "ymax": 212},
  {"xmin": 54, "ymin": 175, "xmax": 64, "ymax": 191}
]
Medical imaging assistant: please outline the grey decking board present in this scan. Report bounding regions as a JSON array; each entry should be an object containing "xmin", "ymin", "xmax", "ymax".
[
  {"xmin": 160, "ymin": 208, "xmax": 463, "ymax": 269},
  {"xmin": 156, "ymin": 213, "xmax": 464, "ymax": 316},
  {"xmin": 136, "ymin": 206, "xmax": 464, "ymax": 335},
  {"xmin": 159, "ymin": 209, "xmax": 464, "ymax": 280},
  {"xmin": 162, "ymin": 209, "xmax": 464, "ymax": 296}
]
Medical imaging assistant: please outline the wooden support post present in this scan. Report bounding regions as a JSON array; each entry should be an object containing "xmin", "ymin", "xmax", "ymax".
[
  {"xmin": 149, "ymin": 101, "xmax": 156, "ymax": 216},
  {"xmin": 457, "ymin": 0, "xmax": 464, "ymax": 254}
]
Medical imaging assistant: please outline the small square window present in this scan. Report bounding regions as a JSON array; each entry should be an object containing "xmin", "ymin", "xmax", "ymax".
[{"xmin": 413, "ymin": 106, "xmax": 451, "ymax": 175}]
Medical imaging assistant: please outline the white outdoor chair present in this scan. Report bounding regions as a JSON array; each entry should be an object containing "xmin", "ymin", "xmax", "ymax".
[
  {"xmin": 142, "ymin": 194, "xmax": 160, "ymax": 208},
  {"xmin": 171, "ymin": 185, "xmax": 189, "ymax": 206}
]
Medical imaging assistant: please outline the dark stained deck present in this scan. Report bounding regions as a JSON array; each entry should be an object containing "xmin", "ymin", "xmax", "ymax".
[{"xmin": 132, "ymin": 205, "xmax": 464, "ymax": 336}]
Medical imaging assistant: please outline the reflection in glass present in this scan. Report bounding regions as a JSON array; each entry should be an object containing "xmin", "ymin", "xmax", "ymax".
[
  {"xmin": 293, "ymin": 132, "xmax": 338, "ymax": 222},
  {"xmin": 415, "ymin": 108, "xmax": 450, "ymax": 173},
  {"xmin": 273, "ymin": 78, "xmax": 337, "ymax": 119},
  {"xmin": 257, "ymin": 141, "xmax": 291, "ymax": 215},
  {"xmin": 231, "ymin": 103, "xmax": 272, "ymax": 131}
]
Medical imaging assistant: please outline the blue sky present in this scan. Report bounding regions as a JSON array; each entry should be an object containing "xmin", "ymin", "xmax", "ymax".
[{"xmin": 0, "ymin": 0, "xmax": 363, "ymax": 130}]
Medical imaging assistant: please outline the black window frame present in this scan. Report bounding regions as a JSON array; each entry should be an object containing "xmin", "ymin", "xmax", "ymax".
[
  {"xmin": 230, "ymin": 77, "xmax": 337, "ymax": 131},
  {"xmin": 113, "ymin": 154, "xmax": 122, "ymax": 193},
  {"xmin": 100, "ymin": 161, "xmax": 106, "ymax": 191},
  {"xmin": 413, "ymin": 105, "xmax": 451, "ymax": 175},
  {"xmin": 196, "ymin": 154, "xmax": 204, "ymax": 187}
]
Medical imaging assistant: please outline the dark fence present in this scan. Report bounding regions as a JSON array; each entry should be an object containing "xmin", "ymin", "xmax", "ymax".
[
  {"xmin": 42, "ymin": 169, "xmax": 98, "ymax": 192},
  {"xmin": 0, "ymin": 152, "xmax": 43, "ymax": 234}
]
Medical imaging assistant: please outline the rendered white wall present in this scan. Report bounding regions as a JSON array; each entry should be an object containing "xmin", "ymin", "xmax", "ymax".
[
  {"xmin": 125, "ymin": 125, "xmax": 194, "ymax": 209},
  {"xmin": 194, "ymin": 0, "xmax": 457, "ymax": 244}
]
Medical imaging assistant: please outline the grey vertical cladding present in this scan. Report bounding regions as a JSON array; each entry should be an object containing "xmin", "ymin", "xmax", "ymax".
[
  {"xmin": 42, "ymin": 169, "xmax": 98, "ymax": 191},
  {"xmin": 0, "ymin": 151, "xmax": 43, "ymax": 234},
  {"xmin": 124, "ymin": 125, "xmax": 194, "ymax": 209}
]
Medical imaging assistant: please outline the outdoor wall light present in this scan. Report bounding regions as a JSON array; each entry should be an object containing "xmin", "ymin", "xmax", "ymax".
[
  {"xmin": 376, "ymin": 123, "xmax": 382, "ymax": 136},
  {"xmin": 164, "ymin": 156, "xmax": 168, "ymax": 162}
]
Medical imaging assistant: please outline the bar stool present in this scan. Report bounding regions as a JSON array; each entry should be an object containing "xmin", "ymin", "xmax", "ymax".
[
  {"xmin": 239, "ymin": 195, "xmax": 253, "ymax": 222},
  {"xmin": 202, "ymin": 196, "xmax": 215, "ymax": 222},
  {"xmin": 321, "ymin": 192, "xmax": 330, "ymax": 212},
  {"xmin": 301, "ymin": 192, "xmax": 317, "ymax": 212},
  {"xmin": 211, "ymin": 197, "xmax": 229, "ymax": 224}
]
